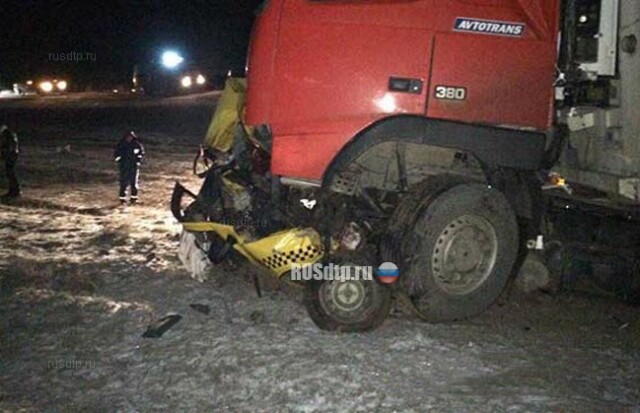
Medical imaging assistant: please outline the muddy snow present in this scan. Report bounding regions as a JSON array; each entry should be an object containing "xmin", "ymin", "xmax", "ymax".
[{"xmin": 0, "ymin": 95, "xmax": 639, "ymax": 412}]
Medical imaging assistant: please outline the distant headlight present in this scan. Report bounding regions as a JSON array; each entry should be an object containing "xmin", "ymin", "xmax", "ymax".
[
  {"xmin": 196, "ymin": 74, "xmax": 206, "ymax": 85},
  {"xmin": 39, "ymin": 81, "xmax": 54, "ymax": 93},
  {"xmin": 57, "ymin": 80, "xmax": 68, "ymax": 91},
  {"xmin": 181, "ymin": 76, "xmax": 192, "ymax": 88}
]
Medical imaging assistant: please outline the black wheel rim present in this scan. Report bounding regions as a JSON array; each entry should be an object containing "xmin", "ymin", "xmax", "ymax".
[{"xmin": 432, "ymin": 215, "xmax": 498, "ymax": 295}]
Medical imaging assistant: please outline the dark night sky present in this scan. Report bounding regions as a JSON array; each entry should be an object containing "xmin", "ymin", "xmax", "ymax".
[{"xmin": 0, "ymin": 0, "xmax": 263, "ymax": 89}]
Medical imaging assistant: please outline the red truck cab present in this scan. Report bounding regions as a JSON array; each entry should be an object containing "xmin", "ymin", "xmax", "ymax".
[{"xmin": 246, "ymin": 0, "xmax": 560, "ymax": 182}]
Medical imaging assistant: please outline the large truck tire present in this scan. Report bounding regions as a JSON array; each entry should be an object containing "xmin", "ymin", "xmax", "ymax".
[
  {"xmin": 381, "ymin": 174, "xmax": 473, "ymax": 266},
  {"xmin": 304, "ymin": 277, "xmax": 392, "ymax": 332},
  {"xmin": 403, "ymin": 183, "xmax": 519, "ymax": 322}
]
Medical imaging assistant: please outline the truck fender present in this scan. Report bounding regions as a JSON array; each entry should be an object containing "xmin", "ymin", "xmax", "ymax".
[
  {"xmin": 323, "ymin": 115, "xmax": 547, "ymax": 187},
  {"xmin": 322, "ymin": 115, "xmax": 546, "ymax": 221}
]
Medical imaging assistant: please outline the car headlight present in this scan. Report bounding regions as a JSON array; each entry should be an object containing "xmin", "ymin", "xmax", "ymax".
[
  {"xmin": 196, "ymin": 74, "xmax": 206, "ymax": 85},
  {"xmin": 57, "ymin": 81, "xmax": 67, "ymax": 91},
  {"xmin": 39, "ymin": 81, "xmax": 54, "ymax": 93},
  {"xmin": 181, "ymin": 76, "xmax": 192, "ymax": 88}
]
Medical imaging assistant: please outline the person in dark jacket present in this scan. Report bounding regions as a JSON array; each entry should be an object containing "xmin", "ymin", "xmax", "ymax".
[
  {"xmin": 114, "ymin": 131, "xmax": 145, "ymax": 205},
  {"xmin": 0, "ymin": 125, "xmax": 21, "ymax": 199}
]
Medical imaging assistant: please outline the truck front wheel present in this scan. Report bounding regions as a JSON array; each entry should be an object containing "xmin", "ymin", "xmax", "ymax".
[{"xmin": 403, "ymin": 184, "xmax": 519, "ymax": 322}]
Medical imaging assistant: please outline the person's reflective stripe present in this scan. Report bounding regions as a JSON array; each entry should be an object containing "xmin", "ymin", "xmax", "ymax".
[{"xmin": 134, "ymin": 169, "xmax": 140, "ymax": 189}]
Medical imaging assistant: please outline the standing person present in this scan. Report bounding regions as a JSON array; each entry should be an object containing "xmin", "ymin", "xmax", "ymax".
[
  {"xmin": 114, "ymin": 131, "xmax": 145, "ymax": 205},
  {"xmin": 0, "ymin": 125, "xmax": 21, "ymax": 199}
]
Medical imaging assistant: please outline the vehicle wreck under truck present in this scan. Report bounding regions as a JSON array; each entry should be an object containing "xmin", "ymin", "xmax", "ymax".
[{"xmin": 172, "ymin": 0, "xmax": 640, "ymax": 332}]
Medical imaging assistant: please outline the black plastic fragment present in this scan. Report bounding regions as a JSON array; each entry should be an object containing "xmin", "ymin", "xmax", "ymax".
[
  {"xmin": 190, "ymin": 304, "xmax": 211, "ymax": 315},
  {"xmin": 142, "ymin": 314, "xmax": 182, "ymax": 338}
]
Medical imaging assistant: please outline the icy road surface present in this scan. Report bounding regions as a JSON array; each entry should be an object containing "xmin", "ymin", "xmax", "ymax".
[{"xmin": 0, "ymin": 95, "xmax": 638, "ymax": 412}]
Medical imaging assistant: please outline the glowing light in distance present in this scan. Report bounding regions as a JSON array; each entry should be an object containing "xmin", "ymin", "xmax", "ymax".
[{"xmin": 162, "ymin": 50, "xmax": 184, "ymax": 69}]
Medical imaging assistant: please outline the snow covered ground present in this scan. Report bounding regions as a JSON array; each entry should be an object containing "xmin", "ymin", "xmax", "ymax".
[{"xmin": 0, "ymin": 96, "xmax": 638, "ymax": 412}]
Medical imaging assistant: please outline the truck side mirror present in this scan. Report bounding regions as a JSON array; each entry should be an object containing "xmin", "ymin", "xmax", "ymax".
[{"xmin": 576, "ymin": 0, "xmax": 620, "ymax": 77}]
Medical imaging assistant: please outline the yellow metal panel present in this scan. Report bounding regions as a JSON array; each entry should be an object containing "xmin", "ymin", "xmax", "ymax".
[
  {"xmin": 243, "ymin": 228, "xmax": 325, "ymax": 277},
  {"xmin": 182, "ymin": 222, "xmax": 325, "ymax": 278},
  {"xmin": 203, "ymin": 78, "xmax": 247, "ymax": 152},
  {"xmin": 182, "ymin": 222, "xmax": 243, "ymax": 241}
]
